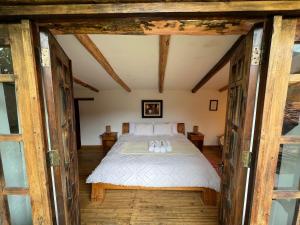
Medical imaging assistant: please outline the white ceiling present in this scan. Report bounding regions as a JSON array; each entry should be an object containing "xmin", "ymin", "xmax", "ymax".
[{"xmin": 56, "ymin": 34, "xmax": 239, "ymax": 92}]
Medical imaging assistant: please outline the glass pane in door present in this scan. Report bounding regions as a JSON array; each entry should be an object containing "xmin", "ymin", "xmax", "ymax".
[
  {"xmin": 291, "ymin": 43, "xmax": 300, "ymax": 74},
  {"xmin": 269, "ymin": 199, "xmax": 298, "ymax": 225},
  {"xmin": 7, "ymin": 195, "xmax": 33, "ymax": 225},
  {"xmin": 0, "ymin": 46, "xmax": 13, "ymax": 74},
  {"xmin": 274, "ymin": 144, "xmax": 300, "ymax": 190},
  {"xmin": 282, "ymin": 83, "xmax": 300, "ymax": 136},
  {"xmin": 0, "ymin": 142, "xmax": 28, "ymax": 187},
  {"xmin": 0, "ymin": 82, "xmax": 19, "ymax": 134}
]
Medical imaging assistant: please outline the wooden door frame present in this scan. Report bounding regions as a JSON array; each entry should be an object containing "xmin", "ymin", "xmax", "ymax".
[
  {"xmin": 74, "ymin": 98, "xmax": 94, "ymax": 150},
  {"xmin": 247, "ymin": 16, "xmax": 300, "ymax": 225},
  {"xmin": 0, "ymin": 4, "xmax": 299, "ymax": 223}
]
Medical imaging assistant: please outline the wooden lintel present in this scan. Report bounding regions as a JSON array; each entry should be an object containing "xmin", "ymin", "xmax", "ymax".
[
  {"xmin": 73, "ymin": 76, "xmax": 99, "ymax": 93},
  {"xmin": 218, "ymin": 84, "xmax": 228, "ymax": 92},
  {"xmin": 39, "ymin": 18, "xmax": 259, "ymax": 36},
  {"xmin": 1, "ymin": 2, "xmax": 300, "ymax": 17},
  {"xmin": 75, "ymin": 34, "xmax": 131, "ymax": 92},
  {"xmin": 159, "ymin": 35, "xmax": 170, "ymax": 93},
  {"xmin": 191, "ymin": 35, "xmax": 244, "ymax": 93}
]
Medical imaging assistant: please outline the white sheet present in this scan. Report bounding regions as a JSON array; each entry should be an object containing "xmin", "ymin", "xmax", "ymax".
[{"xmin": 86, "ymin": 134, "xmax": 220, "ymax": 192}]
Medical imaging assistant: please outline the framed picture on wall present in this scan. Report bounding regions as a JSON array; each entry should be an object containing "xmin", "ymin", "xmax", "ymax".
[
  {"xmin": 209, "ymin": 100, "xmax": 218, "ymax": 111},
  {"xmin": 142, "ymin": 100, "xmax": 163, "ymax": 118}
]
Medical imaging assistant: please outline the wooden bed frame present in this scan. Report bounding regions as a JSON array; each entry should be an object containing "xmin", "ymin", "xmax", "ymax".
[{"xmin": 91, "ymin": 122, "xmax": 218, "ymax": 206}]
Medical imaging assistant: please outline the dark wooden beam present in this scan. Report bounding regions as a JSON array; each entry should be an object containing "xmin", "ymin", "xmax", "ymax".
[
  {"xmin": 75, "ymin": 34, "xmax": 131, "ymax": 92},
  {"xmin": 218, "ymin": 84, "xmax": 228, "ymax": 92},
  {"xmin": 39, "ymin": 18, "xmax": 259, "ymax": 36},
  {"xmin": 159, "ymin": 35, "xmax": 170, "ymax": 93},
  {"xmin": 74, "ymin": 97, "xmax": 94, "ymax": 101},
  {"xmin": 1, "ymin": 2, "xmax": 300, "ymax": 17},
  {"xmin": 191, "ymin": 35, "xmax": 244, "ymax": 93},
  {"xmin": 73, "ymin": 76, "xmax": 99, "ymax": 92}
]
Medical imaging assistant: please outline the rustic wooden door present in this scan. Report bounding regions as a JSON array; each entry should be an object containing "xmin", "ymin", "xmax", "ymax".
[
  {"xmin": 39, "ymin": 30, "xmax": 80, "ymax": 225},
  {"xmin": 220, "ymin": 26, "xmax": 264, "ymax": 225},
  {"xmin": 0, "ymin": 21, "xmax": 53, "ymax": 225},
  {"xmin": 249, "ymin": 16, "xmax": 300, "ymax": 225}
]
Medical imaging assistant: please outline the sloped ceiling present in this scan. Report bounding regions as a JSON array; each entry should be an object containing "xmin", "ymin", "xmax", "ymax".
[{"xmin": 56, "ymin": 34, "xmax": 239, "ymax": 92}]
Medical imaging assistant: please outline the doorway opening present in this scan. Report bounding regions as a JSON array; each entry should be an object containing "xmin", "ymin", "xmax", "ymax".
[{"xmin": 39, "ymin": 18, "xmax": 264, "ymax": 225}]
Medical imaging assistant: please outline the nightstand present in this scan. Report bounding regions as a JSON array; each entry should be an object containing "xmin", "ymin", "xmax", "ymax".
[
  {"xmin": 100, "ymin": 132, "xmax": 118, "ymax": 157},
  {"xmin": 187, "ymin": 132, "xmax": 204, "ymax": 152}
]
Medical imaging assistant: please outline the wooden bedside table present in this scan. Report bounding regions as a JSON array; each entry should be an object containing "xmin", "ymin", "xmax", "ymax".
[
  {"xmin": 100, "ymin": 132, "xmax": 118, "ymax": 157},
  {"xmin": 187, "ymin": 132, "xmax": 204, "ymax": 152}
]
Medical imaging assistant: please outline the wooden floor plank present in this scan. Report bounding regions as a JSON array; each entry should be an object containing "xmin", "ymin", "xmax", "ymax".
[{"xmin": 78, "ymin": 146, "xmax": 220, "ymax": 225}]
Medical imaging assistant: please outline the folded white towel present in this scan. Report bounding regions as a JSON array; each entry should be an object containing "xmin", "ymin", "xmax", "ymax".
[
  {"xmin": 148, "ymin": 140, "xmax": 155, "ymax": 152},
  {"xmin": 154, "ymin": 140, "xmax": 161, "ymax": 153},
  {"xmin": 166, "ymin": 140, "xmax": 172, "ymax": 152},
  {"xmin": 148, "ymin": 140, "xmax": 172, "ymax": 153}
]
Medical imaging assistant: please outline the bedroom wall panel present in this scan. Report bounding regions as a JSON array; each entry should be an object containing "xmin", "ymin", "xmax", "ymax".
[{"xmin": 74, "ymin": 89, "xmax": 227, "ymax": 146}]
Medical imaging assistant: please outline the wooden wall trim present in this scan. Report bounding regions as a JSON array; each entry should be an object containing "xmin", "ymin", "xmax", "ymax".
[
  {"xmin": 249, "ymin": 16, "xmax": 297, "ymax": 225},
  {"xmin": 1, "ymin": 2, "xmax": 300, "ymax": 17}
]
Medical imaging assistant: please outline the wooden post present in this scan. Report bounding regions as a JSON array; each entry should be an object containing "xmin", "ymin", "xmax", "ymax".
[{"xmin": 249, "ymin": 16, "xmax": 297, "ymax": 225}]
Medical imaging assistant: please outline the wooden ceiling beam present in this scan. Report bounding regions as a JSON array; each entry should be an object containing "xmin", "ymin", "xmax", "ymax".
[
  {"xmin": 218, "ymin": 84, "xmax": 228, "ymax": 92},
  {"xmin": 40, "ymin": 18, "xmax": 259, "ymax": 36},
  {"xmin": 73, "ymin": 76, "xmax": 99, "ymax": 92},
  {"xmin": 1, "ymin": 2, "xmax": 300, "ymax": 17},
  {"xmin": 191, "ymin": 35, "xmax": 244, "ymax": 93},
  {"xmin": 159, "ymin": 35, "xmax": 170, "ymax": 93},
  {"xmin": 75, "ymin": 34, "xmax": 131, "ymax": 92}
]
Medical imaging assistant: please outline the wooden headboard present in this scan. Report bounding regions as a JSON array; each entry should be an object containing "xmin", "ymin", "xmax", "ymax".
[{"xmin": 122, "ymin": 123, "xmax": 185, "ymax": 135}]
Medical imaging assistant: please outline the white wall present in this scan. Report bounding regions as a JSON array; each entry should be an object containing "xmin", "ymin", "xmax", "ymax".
[{"xmin": 74, "ymin": 89, "xmax": 227, "ymax": 146}]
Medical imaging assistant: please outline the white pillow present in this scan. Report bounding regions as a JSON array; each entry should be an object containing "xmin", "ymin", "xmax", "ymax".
[
  {"xmin": 171, "ymin": 123, "xmax": 178, "ymax": 135},
  {"xmin": 129, "ymin": 122, "xmax": 136, "ymax": 134},
  {"xmin": 134, "ymin": 123, "xmax": 153, "ymax": 136},
  {"xmin": 154, "ymin": 123, "xmax": 173, "ymax": 136}
]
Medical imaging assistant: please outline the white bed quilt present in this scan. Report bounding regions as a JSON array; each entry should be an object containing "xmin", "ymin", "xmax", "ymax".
[{"xmin": 86, "ymin": 134, "xmax": 220, "ymax": 192}]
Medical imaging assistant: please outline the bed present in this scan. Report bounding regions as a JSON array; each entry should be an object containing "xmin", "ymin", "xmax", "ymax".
[{"xmin": 87, "ymin": 123, "xmax": 220, "ymax": 205}]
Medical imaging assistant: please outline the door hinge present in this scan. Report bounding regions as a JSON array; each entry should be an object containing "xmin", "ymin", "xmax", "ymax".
[
  {"xmin": 47, "ymin": 150, "xmax": 60, "ymax": 167},
  {"xmin": 242, "ymin": 151, "xmax": 252, "ymax": 168},
  {"xmin": 41, "ymin": 48, "xmax": 50, "ymax": 67},
  {"xmin": 251, "ymin": 47, "xmax": 261, "ymax": 66}
]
